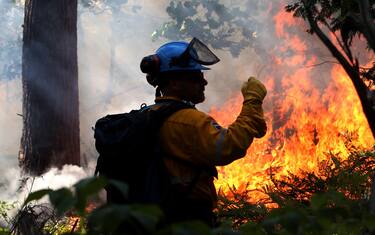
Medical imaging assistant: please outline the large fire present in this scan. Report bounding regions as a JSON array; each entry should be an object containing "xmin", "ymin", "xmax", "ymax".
[
  {"xmin": 211, "ymin": 65, "xmax": 373, "ymax": 200},
  {"xmin": 210, "ymin": 5, "xmax": 374, "ymax": 203}
]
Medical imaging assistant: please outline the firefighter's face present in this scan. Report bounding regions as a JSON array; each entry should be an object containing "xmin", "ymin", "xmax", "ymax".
[{"xmin": 172, "ymin": 71, "xmax": 208, "ymax": 104}]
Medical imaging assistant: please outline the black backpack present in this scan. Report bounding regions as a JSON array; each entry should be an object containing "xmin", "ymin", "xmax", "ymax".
[{"xmin": 94, "ymin": 101, "xmax": 193, "ymax": 204}]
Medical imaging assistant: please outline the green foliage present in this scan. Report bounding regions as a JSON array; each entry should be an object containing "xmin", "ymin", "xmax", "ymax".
[
  {"xmin": 0, "ymin": 200, "xmax": 15, "ymax": 234},
  {"xmin": 286, "ymin": 0, "xmax": 375, "ymax": 48},
  {"xmin": 0, "ymin": 200, "xmax": 16, "ymax": 222},
  {"xmin": 159, "ymin": 221, "xmax": 212, "ymax": 235},
  {"xmin": 265, "ymin": 147, "xmax": 375, "ymax": 206},
  {"xmin": 23, "ymin": 177, "xmax": 126, "ymax": 216},
  {"xmin": 257, "ymin": 189, "xmax": 375, "ymax": 235},
  {"xmin": 213, "ymin": 146, "xmax": 375, "ymax": 234},
  {"xmin": 7, "ymin": 147, "xmax": 375, "ymax": 234},
  {"xmin": 216, "ymin": 186, "xmax": 269, "ymax": 228},
  {"xmin": 87, "ymin": 204, "xmax": 163, "ymax": 234},
  {"xmin": 258, "ymin": 146, "xmax": 375, "ymax": 234},
  {"xmin": 0, "ymin": 227, "xmax": 10, "ymax": 235},
  {"xmin": 285, "ymin": 0, "xmax": 375, "ymax": 85},
  {"xmin": 152, "ymin": 0, "xmax": 268, "ymax": 57}
]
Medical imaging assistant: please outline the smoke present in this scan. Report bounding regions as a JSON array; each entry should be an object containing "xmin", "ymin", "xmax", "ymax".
[
  {"xmin": 0, "ymin": 0, "xmax": 298, "ymax": 196},
  {"xmin": 0, "ymin": 165, "xmax": 91, "ymax": 227},
  {"xmin": 0, "ymin": 0, "xmax": 24, "ymax": 202},
  {"xmin": 1, "ymin": 0, "xmax": 362, "ymax": 210},
  {"xmin": 0, "ymin": 165, "xmax": 90, "ymax": 203},
  {"xmin": 76, "ymin": 0, "xmax": 260, "ymax": 158}
]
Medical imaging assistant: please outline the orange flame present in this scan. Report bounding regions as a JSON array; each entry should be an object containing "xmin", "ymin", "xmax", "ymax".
[
  {"xmin": 211, "ymin": 65, "xmax": 374, "ymax": 202},
  {"xmin": 210, "ymin": 5, "xmax": 374, "ymax": 203}
]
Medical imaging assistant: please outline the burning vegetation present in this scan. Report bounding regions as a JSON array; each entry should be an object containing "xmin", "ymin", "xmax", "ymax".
[
  {"xmin": 212, "ymin": 65, "xmax": 374, "ymax": 203},
  {"xmin": 0, "ymin": 0, "xmax": 374, "ymax": 234},
  {"xmin": 209, "ymin": 2, "xmax": 374, "ymax": 203}
]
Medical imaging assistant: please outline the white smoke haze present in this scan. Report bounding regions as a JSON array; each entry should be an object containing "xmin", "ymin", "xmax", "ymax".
[
  {"xmin": 0, "ymin": 165, "xmax": 90, "ymax": 203},
  {"xmin": 0, "ymin": 165, "xmax": 91, "ymax": 226},
  {"xmin": 0, "ymin": 79, "xmax": 22, "ymax": 157},
  {"xmin": 1, "ymin": 0, "xmax": 284, "ymax": 205},
  {"xmin": 0, "ymin": 1, "xmax": 192, "ymax": 208},
  {"xmin": 76, "ymin": 0, "xmax": 263, "ymax": 159},
  {"xmin": 1, "ymin": 0, "xmax": 355, "ymax": 216}
]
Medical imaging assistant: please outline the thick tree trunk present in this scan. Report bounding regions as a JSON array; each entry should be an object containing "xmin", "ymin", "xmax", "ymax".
[{"xmin": 20, "ymin": 0, "xmax": 80, "ymax": 175}]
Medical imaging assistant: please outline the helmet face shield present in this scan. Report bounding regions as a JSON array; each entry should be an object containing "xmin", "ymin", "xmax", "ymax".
[
  {"xmin": 169, "ymin": 37, "xmax": 220, "ymax": 68},
  {"xmin": 187, "ymin": 38, "xmax": 220, "ymax": 65}
]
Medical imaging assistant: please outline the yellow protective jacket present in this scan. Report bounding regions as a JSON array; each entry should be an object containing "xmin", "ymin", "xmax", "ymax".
[{"xmin": 154, "ymin": 96, "xmax": 267, "ymax": 208}]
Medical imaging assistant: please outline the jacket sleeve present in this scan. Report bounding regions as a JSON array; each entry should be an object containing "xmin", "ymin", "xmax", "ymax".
[
  {"xmin": 194, "ymin": 103, "xmax": 266, "ymax": 166},
  {"xmin": 161, "ymin": 102, "xmax": 267, "ymax": 167}
]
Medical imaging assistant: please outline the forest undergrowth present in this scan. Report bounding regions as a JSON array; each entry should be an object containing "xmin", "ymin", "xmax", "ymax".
[{"xmin": 1, "ymin": 141, "xmax": 374, "ymax": 235}]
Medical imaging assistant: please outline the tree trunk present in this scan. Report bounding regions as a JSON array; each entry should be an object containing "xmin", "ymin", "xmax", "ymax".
[{"xmin": 20, "ymin": 0, "xmax": 80, "ymax": 175}]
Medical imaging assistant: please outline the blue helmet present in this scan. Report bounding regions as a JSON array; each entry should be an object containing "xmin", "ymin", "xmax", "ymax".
[
  {"xmin": 140, "ymin": 38, "xmax": 220, "ymax": 76},
  {"xmin": 156, "ymin": 41, "xmax": 209, "ymax": 72}
]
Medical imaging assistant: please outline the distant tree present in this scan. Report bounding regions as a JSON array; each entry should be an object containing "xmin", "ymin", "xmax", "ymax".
[
  {"xmin": 285, "ymin": 0, "xmax": 375, "ymax": 137},
  {"xmin": 20, "ymin": 0, "xmax": 80, "ymax": 174},
  {"xmin": 152, "ymin": 0, "xmax": 267, "ymax": 57}
]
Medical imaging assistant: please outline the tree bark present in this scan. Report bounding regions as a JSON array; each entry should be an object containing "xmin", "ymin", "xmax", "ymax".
[
  {"xmin": 304, "ymin": 3, "xmax": 375, "ymax": 138},
  {"xmin": 20, "ymin": 0, "xmax": 80, "ymax": 175}
]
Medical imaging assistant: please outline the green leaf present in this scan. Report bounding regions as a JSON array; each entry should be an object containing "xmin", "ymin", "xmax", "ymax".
[
  {"xmin": 74, "ymin": 177, "xmax": 107, "ymax": 196},
  {"xmin": 49, "ymin": 188, "xmax": 76, "ymax": 216},
  {"xmin": 128, "ymin": 204, "xmax": 163, "ymax": 232},
  {"xmin": 363, "ymin": 214, "xmax": 375, "ymax": 230},
  {"xmin": 88, "ymin": 204, "xmax": 132, "ymax": 234},
  {"xmin": 280, "ymin": 210, "xmax": 306, "ymax": 233},
  {"xmin": 239, "ymin": 221, "xmax": 266, "ymax": 235},
  {"xmin": 23, "ymin": 189, "xmax": 52, "ymax": 206},
  {"xmin": 169, "ymin": 221, "xmax": 212, "ymax": 235},
  {"xmin": 310, "ymin": 193, "xmax": 327, "ymax": 210},
  {"xmin": 108, "ymin": 179, "xmax": 129, "ymax": 199},
  {"xmin": 310, "ymin": 191, "xmax": 347, "ymax": 210},
  {"xmin": 89, "ymin": 205, "xmax": 206, "ymax": 235},
  {"xmin": 74, "ymin": 177, "xmax": 107, "ymax": 214}
]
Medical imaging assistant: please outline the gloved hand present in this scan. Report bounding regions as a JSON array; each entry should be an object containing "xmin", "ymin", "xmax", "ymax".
[{"xmin": 241, "ymin": 76, "xmax": 267, "ymax": 104}]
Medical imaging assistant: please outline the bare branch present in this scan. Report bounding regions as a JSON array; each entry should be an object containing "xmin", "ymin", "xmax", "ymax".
[{"xmin": 304, "ymin": 60, "xmax": 340, "ymax": 68}]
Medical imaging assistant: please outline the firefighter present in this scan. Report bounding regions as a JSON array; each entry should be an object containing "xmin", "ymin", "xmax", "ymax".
[{"xmin": 140, "ymin": 38, "xmax": 267, "ymax": 226}]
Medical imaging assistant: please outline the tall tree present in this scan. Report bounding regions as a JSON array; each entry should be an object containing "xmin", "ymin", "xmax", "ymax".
[
  {"xmin": 286, "ymin": 0, "xmax": 375, "ymax": 137},
  {"xmin": 20, "ymin": 0, "xmax": 80, "ymax": 175}
]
